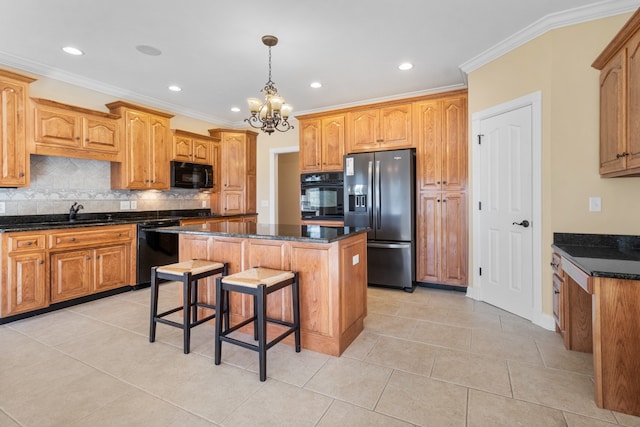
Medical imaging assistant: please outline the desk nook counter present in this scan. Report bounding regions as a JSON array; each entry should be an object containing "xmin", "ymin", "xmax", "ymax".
[{"xmin": 157, "ymin": 222, "xmax": 369, "ymax": 356}]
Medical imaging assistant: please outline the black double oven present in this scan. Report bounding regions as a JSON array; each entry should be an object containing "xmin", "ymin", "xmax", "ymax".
[{"xmin": 300, "ymin": 172, "xmax": 344, "ymax": 221}]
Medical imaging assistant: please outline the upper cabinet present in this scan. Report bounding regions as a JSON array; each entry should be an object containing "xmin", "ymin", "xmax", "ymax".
[
  {"xmin": 172, "ymin": 129, "xmax": 215, "ymax": 165},
  {"xmin": 208, "ymin": 129, "xmax": 257, "ymax": 215},
  {"xmin": 346, "ymin": 103, "xmax": 412, "ymax": 153},
  {"xmin": 107, "ymin": 101, "xmax": 174, "ymax": 190},
  {"xmin": 413, "ymin": 95, "xmax": 468, "ymax": 192},
  {"xmin": 32, "ymin": 98, "xmax": 121, "ymax": 162},
  {"xmin": 593, "ymin": 8, "xmax": 640, "ymax": 177},
  {"xmin": 0, "ymin": 70, "xmax": 35, "ymax": 188},
  {"xmin": 299, "ymin": 115, "xmax": 345, "ymax": 173}
]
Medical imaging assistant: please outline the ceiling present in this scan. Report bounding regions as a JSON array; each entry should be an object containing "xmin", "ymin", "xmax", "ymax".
[{"xmin": 1, "ymin": 0, "xmax": 639, "ymax": 127}]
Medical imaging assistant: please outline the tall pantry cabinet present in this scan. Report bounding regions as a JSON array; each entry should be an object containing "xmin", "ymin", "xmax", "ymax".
[
  {"xmin": 0, "ymin": 70, "xmax": 35, "ymax": 187},
  {"xmin": 414, "ymin": 94, "xmax": 468, "ymax": 286}
]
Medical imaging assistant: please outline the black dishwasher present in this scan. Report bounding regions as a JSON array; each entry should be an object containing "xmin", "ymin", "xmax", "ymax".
[{"xmin": 136, "ymin": 219, "xmax": 181, "ymax": 288}]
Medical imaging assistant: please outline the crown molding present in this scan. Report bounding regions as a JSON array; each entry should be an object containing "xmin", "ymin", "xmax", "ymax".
[
  {"xmin": 459, "ymin": 0, "xmax": 640, "ymax": 74},
  {"xmin": 0, "ymin": 50, "xmax": 234, "ymax": 127}
]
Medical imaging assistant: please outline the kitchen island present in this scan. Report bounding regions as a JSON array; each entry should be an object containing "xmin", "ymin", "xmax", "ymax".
[{"xmin": 157, "ymin": 222, "xmax": 369, "ymax": 356}]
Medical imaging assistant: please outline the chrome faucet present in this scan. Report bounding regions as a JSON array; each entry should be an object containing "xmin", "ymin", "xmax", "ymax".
[{"xmin": 69, "ymin": 202, "xmax": 84, "ymax": 220}]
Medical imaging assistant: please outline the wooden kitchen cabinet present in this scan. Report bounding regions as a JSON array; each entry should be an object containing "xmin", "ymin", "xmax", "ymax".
[
  {"xmin": 416, "ymin": 191, "xmax": 467, "ymax": 286},
  {"xmin": 32, "ymin": 98, "xmax": 121, "ymax": 162},
  {"xmin": 298, "ymin": 115, "xmax": 345, "ymax": 173},
  {"xmin": 346, "ymin": 103, "xmax": 412, "ymax": 153},
  {"xmin": 172, "ymin": 129, "xmax": 215, "ymax": 165},
  {"xmin": 1, "ymin": 232, "xmax": 48, "ymax": 316},
  {"xmin": 413, "ymin": 94, "xmax": 467, "ymax": 192},
  {"xmin": 208, "ymin": 129, "xmax": 257, "ymax": 215},
  {"xmin": 107, "ymin": 101, "xmax": 173, "ymax": 190},
  {"xmin": 0, "ymin": 69, "xmax": 35, "ymax": 188},
  {"xmin": 593, "ymin": 8, "xmax": 640, "ymax": 177}
]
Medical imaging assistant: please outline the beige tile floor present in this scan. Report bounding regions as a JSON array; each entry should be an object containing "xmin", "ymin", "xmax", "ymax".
[{"xmin": 1, "ymin": 284, "xmax": 640, "ymax": 427}]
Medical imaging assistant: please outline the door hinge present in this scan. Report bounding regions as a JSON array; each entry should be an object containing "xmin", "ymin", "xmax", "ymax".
[
  {"xmin": 479, "ymin": 267, "xmax": 482, "ymax": 276},
  {"xmin": 478, "ymin": 134, "xmax": 484, "ymax": 145}
]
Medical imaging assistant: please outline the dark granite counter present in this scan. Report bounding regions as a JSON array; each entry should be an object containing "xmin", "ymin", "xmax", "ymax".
[
  {"xmin": 154, "ymin": 222, "xmax": 368, "ymax": 244},
  {"xmin": 0, "ymin": 210, "xmax": 257, "ymax": 232},
  {"xmin": 552, "ymin": 233, "xmax": 640, "ymax": 281}
]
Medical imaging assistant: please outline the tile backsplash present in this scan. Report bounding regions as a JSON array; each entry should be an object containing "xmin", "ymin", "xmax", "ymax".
[{"xmin": 0, "ymin": 155, "xmax": 210, "ymax": 215}]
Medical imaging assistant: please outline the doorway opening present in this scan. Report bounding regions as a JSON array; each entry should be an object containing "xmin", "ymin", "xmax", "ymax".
[{"xmin": 269, "ymin": 147, "xmax": 299, "ymax": 224}]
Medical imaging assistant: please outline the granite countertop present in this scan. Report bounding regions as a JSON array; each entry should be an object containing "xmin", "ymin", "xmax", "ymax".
[
  {"xmin": 154, "ymin": 222, "xmax": 369, "ymax": 244},
  {"xmin": 0, "ymin": 210, "xmax": 256, "ymax": 232},
  {"xmin": 552, "ymin": 233, "xmax": 640, "ymax": 281}
]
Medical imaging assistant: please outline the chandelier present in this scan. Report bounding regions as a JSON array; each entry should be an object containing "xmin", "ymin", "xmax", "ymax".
[{"xmin": 245, "ymin": 35, "xmax": 293, "ymax": 135}]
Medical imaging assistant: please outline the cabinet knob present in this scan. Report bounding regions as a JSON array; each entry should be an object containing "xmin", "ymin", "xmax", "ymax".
[
  {"xmin": 96, "ymin": 255, "xmax": 100, "ymax": 259},
  {"xmin": 443, "ymin": 181, "xmax": 447, "ymax": 185},
  {"xmin": 39, "ymin": 260, "xmax": 45, "ymax": 265},
  {"xmin": 19, "ymin": 172, "xmax": 25, "ymax": 177},
  {"xmin": 86, "ymin": 256, "xmax": 91, "ymax": 260},
  {"xmin": 437, "ymin": 199, "xmax": 441, "ymax": 203},
  {"xmin": 437, "ymin": 181, "xmax": 440, "ymax": 185},
  {"xmin": 85, "ymin": 138, "xmax": 90, "ymax": 142},
  {"xmin": 443, "ymin": 199, "xmax": 447, "ymax": 203},
  {"xmin": 75, "ymin": 137, "xmax": 80, "ymax": 140},
  {"xmin": 554, "ymin": 289, "xmax": 560, "ymax": 294},
  {"xmin": 70, "ymin": 237, "xmax": 76, "ymax": 242},
  {"xmin": 26, "ymin": 241, "xmax": 33, "ymax": 246}
]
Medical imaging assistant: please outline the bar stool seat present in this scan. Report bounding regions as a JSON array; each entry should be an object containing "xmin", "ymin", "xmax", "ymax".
[
  {"xmin": 149, "ymin": 259, "xmax": 228, "ymax": 354},
  {"xmin": 215, "ymin": 267, "xmax": 301, "ymax": 381}
]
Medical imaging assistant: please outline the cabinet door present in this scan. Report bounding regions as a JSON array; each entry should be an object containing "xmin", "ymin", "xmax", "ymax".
[
  {"xmin": 246, "ymin": 174, "xmax": 256, "ymax": 213},
  {"xmin": 599, "ymin": 51, "xmax": 626, "ymax": 175},
  {"xmin": 416, "ymin": 192, "xmax": 440, "ymax": 283},
  {"xmin": 84, "ymin": 116, "xmax": 119, "ymax": 154},
  {"xmin": 440, "ymin": 192, "xmax": 467, "ymax": 286},
  {"xmin": 627, "ymin": 30, "xmax": 640, "ymax": 170},
  {"xmin": 441, "ymin": 96, "xmax": 467, "ymax": 191},
  {"xmin": 321, "ymin": 115, "xmax": 345, "ymax": 171},
  {"xmin": 299, "ymin": 119, "xmax": 321, "ymax": 172},
  {"xmin": 380, "ymin": 103, "xmax": 412, "ymax": 148},
  {"xmin": 414, "ymin": 100, "xmax": 442, "ymax": 192},
  {"xmin": 222, "ymin": 191, "xmax": 244, "ymax": 215},
  {"xmin": 173, "ymin": 135, "xmax": 193, "ymax": 162},
  {"xmin": 94, "ymin": 245, "xmax": 128, "ymax": 291},
  {"xmin": 149, "ymin": 116, "xmax": 170, "ymax": 189},
  {"xmin": 221, "ymin": 133, "xmax": 246, "ymax": 191},
  {"xmin": 34, "ymin": 107, "xmax": 82, "ymax": 148},
  {"xmin": 5, "ymin": 252, "xmax": 47, "ymax": 316},
  {"xmin": 348, "ymin": 109, "xmax": 379, "ymax": 152},
  {"xmin": 50, "ymin": 250, "xmax": 93, "ymax": 303},
  {"xmin": 125, "ymin": 110, "xmax": 151, "ymax": 189},
  {"xmin": 0, "ymin": 79, "xmax": 28, "ymax": 186},
  {"xmin": 192, "ymin": 138, "xmax": 211, "ymax": 164}
]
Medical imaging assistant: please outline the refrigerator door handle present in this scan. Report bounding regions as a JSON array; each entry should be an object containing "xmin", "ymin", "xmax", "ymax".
[
  {"xmin": 368, "ymin": 160, "xmax": 373, "ymax": 227},
  {"xmin": 375, "ymin": 160, "xmax": 381, "ymax": 229}
]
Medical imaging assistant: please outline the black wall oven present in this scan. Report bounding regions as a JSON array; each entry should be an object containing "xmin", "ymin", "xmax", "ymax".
[{"xmin": 300, "ymin": 172, "xmax": 344, "ymax": 220}]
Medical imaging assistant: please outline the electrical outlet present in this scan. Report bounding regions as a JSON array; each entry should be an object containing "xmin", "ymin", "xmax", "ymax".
[
  {"xmin": 130, "ymin": 200, "xmax": 137, "ymax": 209},
  {"xmin": 0, "ymin": 202, "xmax": 5, "ymax": 214},
  {"xmin": 352, "ymin": 254, "xmax": 359, "ymax": 265},
  {"xmin": 201, "ymin": 200, "xmax": 207, "ymax": 208},
  {"xmin": 589, "ymin": 197, "xmax": 602, "ymax": 212},
  {"xmin": 120, "ymin": 201, "xmax": 130, "ymax": 210}
]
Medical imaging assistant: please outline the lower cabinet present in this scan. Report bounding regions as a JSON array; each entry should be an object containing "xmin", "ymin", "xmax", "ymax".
[
  {"xmin": 1, "ymin": 225, "xmax": 135, "ymax": 318},
  {"xmin": 416, "ymin": 191, "xmax": 467, "ymax": 286}
]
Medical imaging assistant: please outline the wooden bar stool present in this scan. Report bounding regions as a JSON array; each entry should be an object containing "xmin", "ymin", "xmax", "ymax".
[
  {"xmin": 149, "ymin": 259, "xmax": 228, "ymax": 354},
  {"xmin": 214, "ymin": 267, "xmax": 301, "ymax": 381}
]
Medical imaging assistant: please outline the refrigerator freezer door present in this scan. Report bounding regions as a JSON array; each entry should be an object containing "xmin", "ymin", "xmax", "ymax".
[
  {"xmin": 344, "ymin": 152, "xmax": 374, "ymax": 229},
  {"xmin": 373, "ymin": 149, "xmax": 415, "ymax": 241},
  {"xmin": 367, "ymin": 241, "xmax": 414, "ymax": 289}
]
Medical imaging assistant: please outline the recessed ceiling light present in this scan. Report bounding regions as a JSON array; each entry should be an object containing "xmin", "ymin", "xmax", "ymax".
[
  {"xmin": 62, "ymin": 46, "xmax": 84, "ymax": 56},
  {"xmin": 231, "ymin": 107, "xmax": 241, "ymax": 112},
  {"xmin": 398, "ymin": 62, "xmax": 413, "ymax": 71},
  {"xmin": 135, "ymin": 45, "xmax": 162, "ymax": 56},
  {"xmin": 168, "ymin": 85, "xmax": 182, "ymax": 92},
  {"xmin": 310, "ymin": 82, "xmax": 322, "ymax": 89}
]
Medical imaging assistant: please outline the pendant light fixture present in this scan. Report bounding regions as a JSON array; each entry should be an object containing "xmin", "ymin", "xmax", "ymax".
[{"xmin": 245, "ymin": 35, "xmax": 293, "ymax": 135}]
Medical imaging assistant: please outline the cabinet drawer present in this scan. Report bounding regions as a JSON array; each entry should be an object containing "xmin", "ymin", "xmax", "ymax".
[
  {"xmin": 49, "ymin": 226, "xmax": 134, "ymax": 249},
  {"xmin": 7, "ymin": 233, "xmax": 47, "ymax": 253},
  {"xmin": 551, "ymin": 252, "xmax": 562, "ymax": 275}
]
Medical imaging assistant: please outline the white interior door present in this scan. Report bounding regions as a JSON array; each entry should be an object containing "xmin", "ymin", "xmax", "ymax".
[{"xmin": 478, "ymin": 105, "xmax": 533, "ymax": 319}]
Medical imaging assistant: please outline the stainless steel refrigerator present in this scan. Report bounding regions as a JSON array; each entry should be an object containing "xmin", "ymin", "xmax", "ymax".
[{"xmin": 344, "ymin": 149, "xmax": 415, "ymax": 291}]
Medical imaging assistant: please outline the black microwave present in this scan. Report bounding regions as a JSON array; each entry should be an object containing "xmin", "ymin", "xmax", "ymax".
[{"xmin": 170, "ymin": 161, "xmax": 214, "ymax": 189}]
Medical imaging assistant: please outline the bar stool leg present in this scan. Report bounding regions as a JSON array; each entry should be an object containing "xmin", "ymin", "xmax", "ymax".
[
  {"xmin": 149, "ymin": 267, "xmax": 159, "ymax": 343},
  {"xmin": 183, "ymin": 272, "xmax": 192, "ymax": 354},
  {"xmin": 191, "ymin": 276, "xmax": 199, "ymax": 325},
  {"xmin": 214, "ymin": 277, "xmax": 223, "ymax": 365},
  {"xmin": 292, "ymin": 273, "xmax": 301, "ymax": 352},
  {"xmin": 257, "ymin": 284, "xmax": 268, "ymax": 381}
]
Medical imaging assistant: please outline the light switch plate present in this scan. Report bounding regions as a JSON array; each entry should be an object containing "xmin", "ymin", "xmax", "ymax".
[
  {"xmin": 130, "ymin": 201, "xmax": 137, "ymax": 209},
  {"xmin": 120, "ymin": 201, "xmax": 130, "ymax": 210},
  {"xmin": 352, "ymin": 254, "xmax": 359, "ymax": 265},
  {"xmin": 0, "ymin": 202, "xmax": 5, "ymax": 214},
  {"xmin": 589, "ymin": 197, "xmax": 602, "ymax": 212}
]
